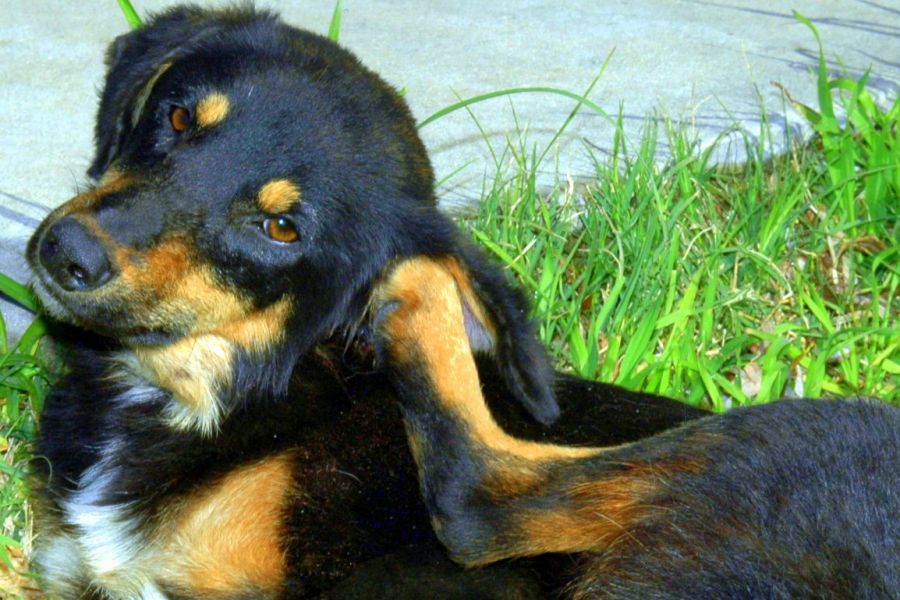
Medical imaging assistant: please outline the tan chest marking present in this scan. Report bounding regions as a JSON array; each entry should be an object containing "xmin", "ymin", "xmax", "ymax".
[{"xmin": 159, "ymin": 452, "xmax": 297, "ymax": 596}]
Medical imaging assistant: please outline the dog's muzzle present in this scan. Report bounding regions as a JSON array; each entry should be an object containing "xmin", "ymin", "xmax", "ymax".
[{"xmin": 36, "ymin": 216, "xmax": 113, "ymax": 291}]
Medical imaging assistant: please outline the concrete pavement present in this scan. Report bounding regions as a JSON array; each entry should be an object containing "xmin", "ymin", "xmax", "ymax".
[{"xmin": 1, "ymin": 1, "xmax": 898, "ymax": 340}]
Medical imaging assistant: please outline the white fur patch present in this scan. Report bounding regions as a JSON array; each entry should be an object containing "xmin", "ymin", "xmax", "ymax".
[
  {"xmin": 140, "ymin": 581, "xmax": 171, "ymax": 600},
  {"xmin": 60, "ymin": 437, "xmax": 164, "ymax": 598},
  {"xmin": 162, "ymin": 393, "xmax": 225, "ymax": 436},
  {"xmin": 33, "ymin": 533, "xmax": 87, "ymax": 597}
]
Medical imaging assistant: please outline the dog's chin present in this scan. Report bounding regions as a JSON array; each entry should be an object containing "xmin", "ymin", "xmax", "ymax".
[
  {"xmin": 117, "ymin": 329, "xmax": 183, "ymax": 348},
  {"xmin": 52, "ymin": 313, "xmax": 179, "ymax": 348},
  {"xmin": 31, "ymin": 278, "xmax": 182, "ymax": 347}
]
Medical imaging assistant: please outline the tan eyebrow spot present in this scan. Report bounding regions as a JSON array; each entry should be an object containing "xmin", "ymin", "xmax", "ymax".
[
  {"xmin": 196, "ymin": 92, "xmax": 230, "ymax": 127},
  {"xmin": 258, "ymin": 179, "xmax": 302, "ymax": 214}
]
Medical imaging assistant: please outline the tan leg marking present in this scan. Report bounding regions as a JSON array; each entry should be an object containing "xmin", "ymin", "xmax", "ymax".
[
  {"xmin": 440, "ymin": 257, "xmax": 496, "ymax": 341},
  {"xmin": 378, "ymin": 258, "xmax": 722, "ymax": 564},
  {"xmin": 515, "ymin": 458, "xmax": 703, "ymax": 558},
  {"xmin": 379, "ymin": 258, "xmax": 596, "ymax": 462}
]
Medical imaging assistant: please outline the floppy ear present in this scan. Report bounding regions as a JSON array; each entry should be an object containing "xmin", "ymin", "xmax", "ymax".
[
  {"xmin": 429, "ymin": 243, "xmax": 560, "ymax": 425},
  {"xmin": 88, "ymin": 6, "xmax": 236, "ymax": 178}
]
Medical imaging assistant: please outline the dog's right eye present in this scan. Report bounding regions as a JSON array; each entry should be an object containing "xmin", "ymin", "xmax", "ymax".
[
  {"xmin": 263, "ymin": 216, "xmax": 300, "ymax": 244},
  {"xmin": 169, "ymin": 106, "xmax": 192, "ymax": 132}
]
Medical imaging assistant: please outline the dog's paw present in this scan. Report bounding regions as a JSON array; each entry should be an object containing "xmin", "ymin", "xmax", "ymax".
[{"xmin": 372, "ymin": 258, "xmax": 463, "ymax": 368}]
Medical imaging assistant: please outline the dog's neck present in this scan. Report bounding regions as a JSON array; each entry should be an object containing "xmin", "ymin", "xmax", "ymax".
[
  {"xmin": 106, "ymin": 298, "xmax": 297, "ymax": 435},
  {"xmin": 115, "ymin": 335, "xmax": 234, "ymax": 436}
]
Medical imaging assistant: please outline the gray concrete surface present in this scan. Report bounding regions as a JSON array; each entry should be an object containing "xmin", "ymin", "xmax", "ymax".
[{"xmin": 1, "ymin": 1, "xmax": 899, "ymax": 341}]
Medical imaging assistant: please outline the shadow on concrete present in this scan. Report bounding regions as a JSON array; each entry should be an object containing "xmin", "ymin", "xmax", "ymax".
[{"xmin": 690, "ymin": 1, "xmax": 900, "ymax": 38}]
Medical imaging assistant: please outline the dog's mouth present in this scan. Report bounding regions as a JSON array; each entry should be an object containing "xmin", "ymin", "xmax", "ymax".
[
  {"xmin": 26, "ymin": 220, "xmax": 208, "ymax": 347},
  {"xmin": 30, "ymin": 272, "xmax": 184, "ymax": 346}
]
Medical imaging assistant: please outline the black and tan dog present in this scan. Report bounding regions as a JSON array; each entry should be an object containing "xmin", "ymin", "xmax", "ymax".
[
  {"xmin": 26, "ymin": 5, "xmax": 704, "ymax": 599},
  {"xmin": 372, "ymin": 258, "xmax": 900, "ymax": 599}
]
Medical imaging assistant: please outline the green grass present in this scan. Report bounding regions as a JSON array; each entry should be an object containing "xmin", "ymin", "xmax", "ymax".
[
  {"xmin": 463, "ymin": 115, "xmax": 898, "ymax": 410},
  {"xmin": 453, "ymin": 15, "xmax": 898, "ymax": 410},
  {"xmin": 0, "ymin": 279, "xmax": 48, "ymax": 595},
  {"xmin": 0, "ymin": 9, "xmax": 898, "ymax": 597}
]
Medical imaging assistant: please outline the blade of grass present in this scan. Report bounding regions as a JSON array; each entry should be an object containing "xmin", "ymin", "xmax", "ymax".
[
  {"xmin": 418, "ymin": 86, "xmax": 615, "ymax": 129},
  {"xmin": 327, "ymin": 0, "xmax": 343, "ymax": 42},
  {"xmin": 117, "ymin": 0, "xmax": 142, "ymax": 29},
  {"xmin": 0, "ymin": 274, "xmax": 37, "ymax": 314}
]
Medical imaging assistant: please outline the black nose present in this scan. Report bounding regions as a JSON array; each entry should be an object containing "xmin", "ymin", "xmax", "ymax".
[{"xmin": 38, "ymin": 217, "xmax": 113, "ymax": 291}]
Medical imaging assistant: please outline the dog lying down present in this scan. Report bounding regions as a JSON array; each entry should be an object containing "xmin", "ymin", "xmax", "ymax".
[
  {"xmin": 26, "ymin": 5, "xmax": 703, "ymax": 599},
  {"xmin": 24, "ymin": 4, "xmax": 898, "ymax": 599}
]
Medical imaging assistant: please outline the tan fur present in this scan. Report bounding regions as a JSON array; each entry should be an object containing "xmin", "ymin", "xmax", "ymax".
[
  {"xmin": 116, "ymin": 239, "xmax": 291, "ymax": 336},
  {"xmin": 98, "ymin": 167, "xmax": 127, "ymax": 187},
  {"xmin": 78, "ymin": 214, "xmax": 115, "ymax": 248},
  {"xmin": 159, "ymin": 453, "xmax": 296, "ymax": 596},
  {"xmin": 210, "ymin": 297, "xmax": 292, "ymax": 353},
  {"xmin": 258, "ymin": 179, "xmax": 302, "ymax": 214},
  {"xmin": 441, "ymin": 257, "xmax": 496, "ymax": 342},
  {"xmin": 515, "ymin": 457, "xmax": 706, "ymax": 559},
  {"xmin": 378, "ymin": 257, "xmax": 707, "ymax": 566},
  {"xmin": 195, "ymin": 92, "xmax": 230, "ymax": 127},
  {"xmin": 39, "ymin": 233, "xmax": 295, "ymax": 433},
  {"xmin": 380, "ymin": 258, "xmax": 597, "ymax": 462},
  {"xmin": 516, "ymin": 475, "xmax": 659, "ymax": 557},
  {"xmin": 112, "ymin": 239, "xmax": 246, "ymax": 332},
  {"xmin": 135, "ymin": 336, "xmax": 233, "ymax": 434},
  {"xmin": 52, "ymin": 171, "xmax": 136, "ymax": 219},
  {"xmin": 132, "ymin": 298, "xmax": 291, "ymax": 434},
  {"xmin": 39, "ymin": 454, "xmax": 297, "ymax": 597}
]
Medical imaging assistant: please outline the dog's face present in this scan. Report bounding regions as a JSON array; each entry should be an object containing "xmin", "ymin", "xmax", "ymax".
[
  {"xmin": 30, "ymin": 6, "xmax": 432, "ymax": 344},
  {"xmin": 27, "ymin": 6, "xmax": 558, "ymax": 433}
]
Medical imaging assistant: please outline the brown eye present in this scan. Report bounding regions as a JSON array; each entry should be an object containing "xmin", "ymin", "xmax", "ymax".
[
  {"xmin": 263, "ymin": 216, "xmax": 299, "ymax": 244},
  {"xmin": 169, "ymin": 106, "xmax": 191, "ymax": 132}
]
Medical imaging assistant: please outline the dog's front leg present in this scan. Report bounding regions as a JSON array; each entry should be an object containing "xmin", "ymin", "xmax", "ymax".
[{"xmin": 372, "ymin": 258, "xmax": 683, "ymax": 568}]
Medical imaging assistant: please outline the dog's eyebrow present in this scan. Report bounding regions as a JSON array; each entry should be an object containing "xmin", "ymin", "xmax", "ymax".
[
  {"xmin": 258, "ymin": 179, "xmax": 302, "ymax": 214},
  {"xmin": 196, "ymin": 92, "xmax": 230, "ymax": 127}
]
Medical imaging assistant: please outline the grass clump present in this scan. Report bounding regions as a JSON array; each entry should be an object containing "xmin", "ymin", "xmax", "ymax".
[
  {"xmin": 465, "ymin": 116, "xmax": 897, "ymax": 411},
  {"xmin": 0, "ymin": 278, "xmax": 48, "ymax": 597},
  {"xmin": 462, "ymin": 19, "xmax": 898, "ymax": 409}
]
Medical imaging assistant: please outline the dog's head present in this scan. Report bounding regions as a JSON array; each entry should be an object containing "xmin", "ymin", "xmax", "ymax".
[{"xmin": 27, "ymin": 6, "xmax": 558, "ymax": 433}]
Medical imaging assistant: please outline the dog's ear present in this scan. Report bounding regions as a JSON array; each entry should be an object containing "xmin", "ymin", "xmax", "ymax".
[
  {"xmin": 439, "ymin": 244, "xmax": 560, "ymax": 425},
  {"xmin": 88, "ymin": 7, "xmax": 235, "ymax": 178}
]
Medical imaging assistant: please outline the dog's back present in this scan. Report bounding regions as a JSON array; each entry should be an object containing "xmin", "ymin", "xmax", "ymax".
[{"xmin": 572, "ymin": 399, "xmax": 899, "ymax": 599}]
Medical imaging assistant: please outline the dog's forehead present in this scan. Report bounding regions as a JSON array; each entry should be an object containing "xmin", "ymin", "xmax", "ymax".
[
  {"xmin": 166, "ymin": 40, "xmax": 346, "ymax": 118},
  {"xmin": 159, "ymin": 62, "xmax": 354, "ymax": 179}
]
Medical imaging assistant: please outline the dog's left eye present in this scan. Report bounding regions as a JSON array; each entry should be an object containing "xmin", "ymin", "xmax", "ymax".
[
  {"xmin": 263, "ymin": 216, "xmax": 300, "ymax": 244},
  {"xmin": 169, "ymin": 106, "xmax": 192, "ymax": 132}
]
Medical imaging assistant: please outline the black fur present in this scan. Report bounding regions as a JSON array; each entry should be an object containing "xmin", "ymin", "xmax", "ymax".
[
  {"xmin": 30, "ymin": 4, "xmax": 553, "ymax": 423},
  {"xmin": 27, "ymin": 5, "xmax": 704, "ymax": 599},
  {"xmin": 373, "ymin": 262, "xmax": 900, "ymax": 600}
]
